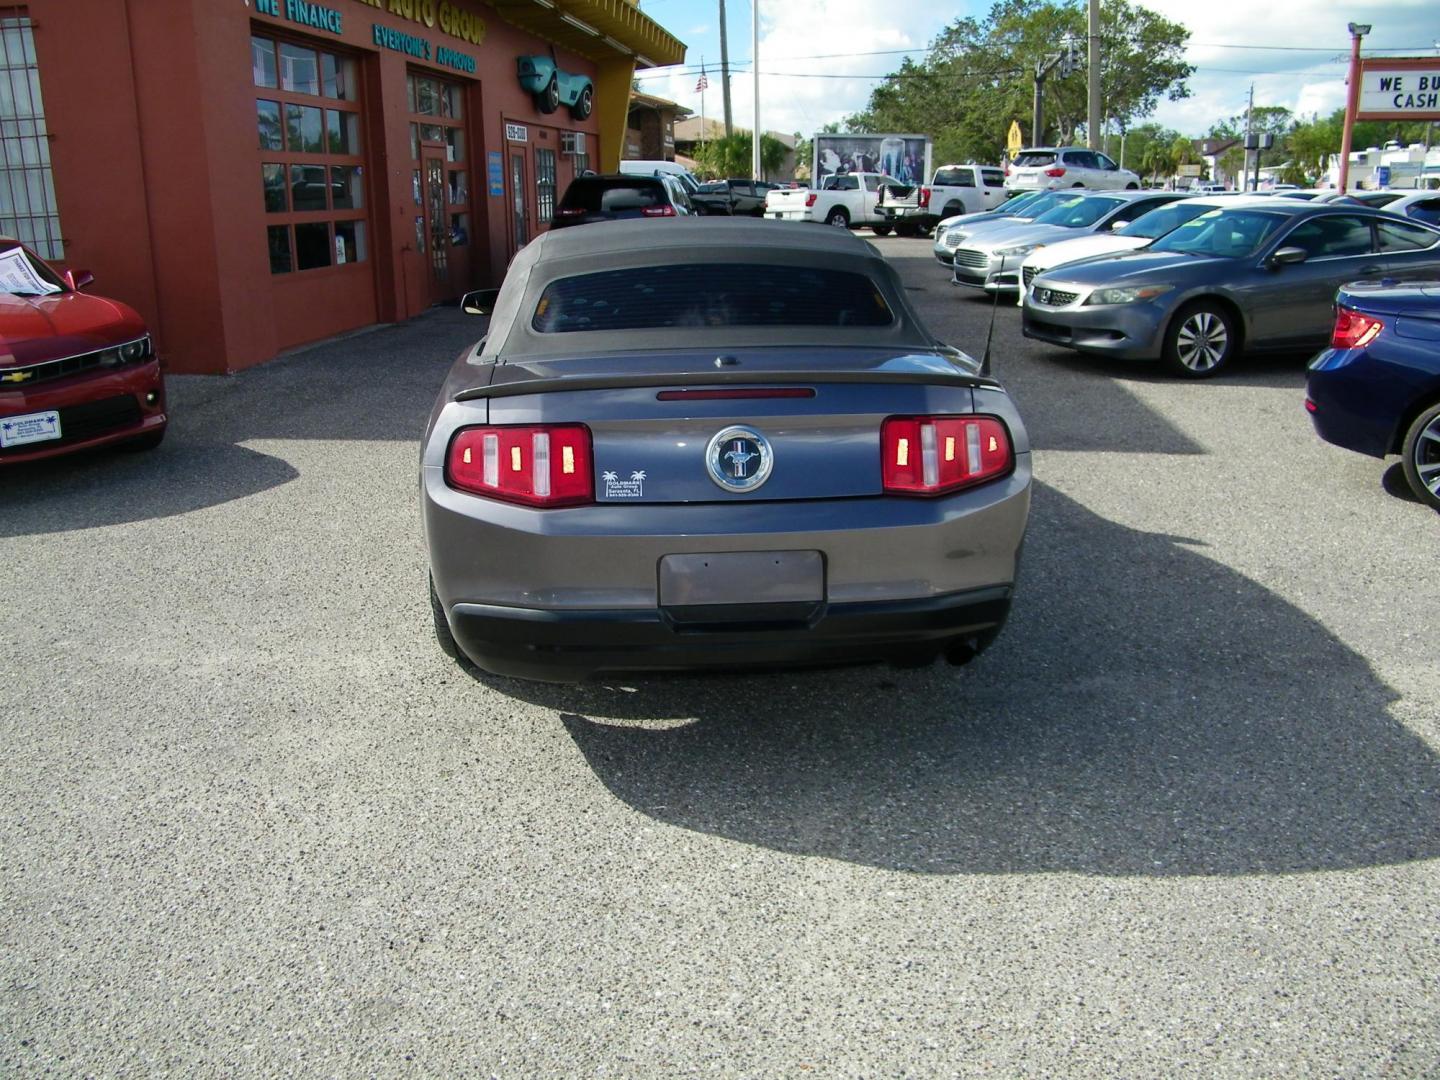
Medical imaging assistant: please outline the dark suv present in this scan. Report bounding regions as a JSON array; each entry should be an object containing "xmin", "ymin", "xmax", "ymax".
[{"xmin": 552, "ymin": 174, "xmax": 695, "ymax": 228}]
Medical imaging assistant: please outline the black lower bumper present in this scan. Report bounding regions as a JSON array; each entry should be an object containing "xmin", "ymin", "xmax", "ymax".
[{"xmin": 447, "ymin": 586, "xmax": 1013, "ymax": 681}]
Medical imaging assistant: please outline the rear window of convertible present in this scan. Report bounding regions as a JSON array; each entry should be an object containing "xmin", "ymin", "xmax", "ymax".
[{"xmin": 531, "ymin": 264, "xmax": 895, "ymax": 333}]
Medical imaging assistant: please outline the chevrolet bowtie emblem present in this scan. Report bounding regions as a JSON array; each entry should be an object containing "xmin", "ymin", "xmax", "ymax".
[{"xmin": 0, "ymin": 370, "xmax": 32, "ymax": 383}]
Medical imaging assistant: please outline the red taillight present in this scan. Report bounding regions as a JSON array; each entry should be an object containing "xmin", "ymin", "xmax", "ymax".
[
  {"xmin": 1004, "ymin": 162, "xmax": 1011, "ymax": 175},
  {"xmin": 1305, "ymin": 398, "xmax": 1318, "ymax": 414},
  {"xmin": 919, "ymin": 186, "xmax": 931, "ymax": 208},
  {"xmin": 1331, "ymin": 305, "xmax": 1384, "ymax": 349},
  {"xmin": 881, "ymin": 416, "xmax": 1013, "ymax": 496},
  {"xmin": 446, "ymin": 425, "xmax": 593, "ymax": 507},
  {"xmin": 805, "ymin": 193, "xmax": 818, "ymax": 207},
  {"xmin": 1044, "ymin": 167, "xmax": 1066, "ymax": 178},
  {"xmin": 641, "ymin": 205, "xmax": 677, "ymax": 217}
]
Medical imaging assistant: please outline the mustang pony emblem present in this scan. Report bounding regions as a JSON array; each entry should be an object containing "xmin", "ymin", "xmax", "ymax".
[
  {"xmin": 706, "ymin": 426, "xmax": 773, "ymax": 492},
  {"xmin": 723, "ymin": 443, "xmax": 757, "ymax": 477}
]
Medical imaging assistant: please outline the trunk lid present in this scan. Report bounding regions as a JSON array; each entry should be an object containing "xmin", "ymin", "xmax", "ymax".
[{"xmin": 468, "ymin": 347, "xmax": 986, "ymax": 504}]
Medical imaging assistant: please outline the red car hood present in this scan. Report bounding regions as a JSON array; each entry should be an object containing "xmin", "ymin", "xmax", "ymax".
[{"xmin": 0, "ymin": 291, "xmax": 147, "ymax": 368}]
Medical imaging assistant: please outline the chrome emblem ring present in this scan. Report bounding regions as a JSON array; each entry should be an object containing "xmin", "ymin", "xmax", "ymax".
[{"xmin": 705, "ymin": 426, "xmax": 773, "ymax": 492}]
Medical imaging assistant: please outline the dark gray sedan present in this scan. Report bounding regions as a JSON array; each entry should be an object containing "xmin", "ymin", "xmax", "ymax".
[
  {"xmin": 1022, "ymin": 203, "xmax": 1440, "ymax": 377},
  {"xmin": 421, "ymin": 220, "xmax": 1031, "ymax": 681}
]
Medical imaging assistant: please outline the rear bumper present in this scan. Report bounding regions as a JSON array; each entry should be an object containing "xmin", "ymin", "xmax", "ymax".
[
  {"xmin": 1305, "ymin": 345, "xmax": 1427, "ymax": 458},
  {"xmin": 445, "ymin": 585, "xmax": 1013, "ymax": 681},
  {"xmin": 0, "ymin": 360, "xmax": 167, "ymax": 464}
]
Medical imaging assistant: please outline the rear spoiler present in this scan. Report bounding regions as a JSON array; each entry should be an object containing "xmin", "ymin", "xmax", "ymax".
[{"xmin": 455, "ymin": 367, "xmax": 1000, "ymax": 402}]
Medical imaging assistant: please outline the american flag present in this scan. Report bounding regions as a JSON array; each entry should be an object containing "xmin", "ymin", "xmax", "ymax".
[{"xmin": 695, "ymin": 69, "xmax": 709, "ymax": 93}]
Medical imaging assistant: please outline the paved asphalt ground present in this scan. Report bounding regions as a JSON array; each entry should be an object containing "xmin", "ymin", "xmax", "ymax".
[{"xmin": 3, "ymin": 232, "xmax": 1439, "ymax": 1078}]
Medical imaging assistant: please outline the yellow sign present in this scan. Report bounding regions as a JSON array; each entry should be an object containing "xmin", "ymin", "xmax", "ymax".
[{"xmin": 1007, "ymin": 121, "xmax": 1024, "ymax": 156}]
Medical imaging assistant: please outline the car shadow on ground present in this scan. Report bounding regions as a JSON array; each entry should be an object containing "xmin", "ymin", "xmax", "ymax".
[
  {"xmin": 0, "ymin": 311, "xmax": 472, "ymax": 537},
  {"xmin": 0, "ymin": 439, "xmax": 299, "ymax": 538},
  {"xmin": 473, "ymin": 482, "xmax": 1440, "ymax": 878}
]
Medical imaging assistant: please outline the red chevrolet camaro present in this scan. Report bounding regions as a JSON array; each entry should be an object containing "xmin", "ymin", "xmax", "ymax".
[{"xmin": 0, "ymin": 239, "xmax": 166, "ymax": 464}]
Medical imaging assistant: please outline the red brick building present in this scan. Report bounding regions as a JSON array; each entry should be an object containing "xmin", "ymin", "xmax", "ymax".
[{"xmin": 12, "ymin": 0, "xmax": 683, "ymax": 373}]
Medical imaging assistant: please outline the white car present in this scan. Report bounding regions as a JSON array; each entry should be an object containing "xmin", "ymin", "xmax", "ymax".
[
  {"xmin": 1013, "ymin": 195, "xmax": 1283, "ymax": 304},
  {"xmin": 1371, "ymin": 190, "xmax": 1440, "ymax": 226},
  {"xmin": 951, "ymin": 190, "xmax": 1182, "ymax": 293},
  {"xmin": 1005, "ymin": 147, "xmax": 1141, "ymax": 194}
]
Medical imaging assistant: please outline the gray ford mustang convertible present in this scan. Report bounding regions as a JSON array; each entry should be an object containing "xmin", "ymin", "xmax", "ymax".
[{"xmin": 421, "ymin": 219, "xmax": 1031, "ymax": 681}]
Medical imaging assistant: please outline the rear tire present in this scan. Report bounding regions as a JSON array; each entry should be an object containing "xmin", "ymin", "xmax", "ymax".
[
  {"xmin": 1125, "ymin": 182, "xmax": 1139, "ymax": 190},
  {"xmin": 430, "ymin": 575, "xmax": 474, "ymax": 668},
  {"xmin": 1400, "ymin": 400, "xmax": 1440, "ymax": 511},
  {"xmin": 870, "ymin": 224, "xmax": 892, "ymax": 236},
  {"xmin": 1162, "ymin": 301, "xmax": 1238, "ymax": 378},
  {"xmin": 825, "ymin": 207, "xmax": 850, "ymax": 228}
]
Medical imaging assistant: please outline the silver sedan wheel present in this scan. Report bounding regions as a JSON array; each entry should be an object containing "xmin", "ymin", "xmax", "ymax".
[
  {"xmin": 1415, "ymin": 421, "xmax": 1440, "ymax": 497},
  {"xmin": 1403, "ymin": 403, "xmax": 1440, "ymax": 510},
  {"xmin": 1175, "ymin": 311, "xmax": 1229, "ymax": 373}
]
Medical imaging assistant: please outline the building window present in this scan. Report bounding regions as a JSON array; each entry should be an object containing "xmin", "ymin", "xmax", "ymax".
[
  {"xmin": 536, "ymin": 148, "xmax": 556, "ymax": 224},
  {"xmin": 252, "ymin": 32, "xmax": 367, "ymax": 275},
  {"xmin": 0, "ymin": 16, "xmax": 61, "ymax": 259}
]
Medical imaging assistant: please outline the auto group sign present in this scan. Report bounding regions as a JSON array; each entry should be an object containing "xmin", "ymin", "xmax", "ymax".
[{"xmin": 1356, "ymin": 58, "xmax": 1440, "ymax": 120}]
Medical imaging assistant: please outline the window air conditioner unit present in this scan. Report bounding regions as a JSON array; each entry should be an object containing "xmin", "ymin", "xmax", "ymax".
[{"xmin": 562, "ymin": 132, "xmax": 586, "ymax": 155}]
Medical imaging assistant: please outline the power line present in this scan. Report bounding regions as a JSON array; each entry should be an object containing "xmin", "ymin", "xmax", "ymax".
[{"xmin": 634, "ymin": 40, "xmax": 1436, "ymax": 77}]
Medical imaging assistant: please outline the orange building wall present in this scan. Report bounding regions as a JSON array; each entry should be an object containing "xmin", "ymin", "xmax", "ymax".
[{"xmin": 28, "ymin": 0, "xmax": 603, "ymax": 374}]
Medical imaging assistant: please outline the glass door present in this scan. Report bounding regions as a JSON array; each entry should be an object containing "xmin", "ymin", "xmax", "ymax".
[
  {"xmin": 424, "ymin": 154, "xmax": 448, "ymax": 292},
  {"xmin": 510, "ymin": 152, "xmax": 528, "ymax": 251}
]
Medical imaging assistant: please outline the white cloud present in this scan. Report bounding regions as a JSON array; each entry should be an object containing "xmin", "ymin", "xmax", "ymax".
[
  {"xmin": 1141, "ymin": 0, "xmax": 1440, "ymax": 132},
  {"xmin": 640, "ymin": 0, "xmax": 937, "ymax": 137},
  {"xmin": 636, "ymin": 0, "xmax": 1440, "ymax": 145}
]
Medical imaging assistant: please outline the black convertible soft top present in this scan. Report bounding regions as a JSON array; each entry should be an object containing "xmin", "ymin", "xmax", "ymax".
[{"xmin": 476, "ymin": 219, "xmax": 941, "ymax": 362}]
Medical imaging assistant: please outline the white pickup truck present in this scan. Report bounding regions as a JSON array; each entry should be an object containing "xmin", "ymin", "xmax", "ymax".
[
  {"xmin": 874, "ymin": 164, "xmax": 1008, "ymax": 236},
  {"xmin": 765, "ymin": 172, "xmax": 902, "ymax": 228}
]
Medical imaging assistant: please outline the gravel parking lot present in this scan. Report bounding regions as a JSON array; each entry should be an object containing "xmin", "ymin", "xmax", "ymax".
[{"xmin": 3, "ymin": 232, "xmax": 1438, "ymax": 1077}]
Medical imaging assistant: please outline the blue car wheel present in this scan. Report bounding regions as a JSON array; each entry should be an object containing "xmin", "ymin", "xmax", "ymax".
[
  {"xmin": 572, "ymin": 84, "xmax": 593, "ymax": 121},
  {"xmin": 538, "ymin": 75, "xmax": 560, "ymax": 114}
]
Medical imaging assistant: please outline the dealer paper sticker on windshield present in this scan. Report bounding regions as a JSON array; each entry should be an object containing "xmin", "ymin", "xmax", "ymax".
[
  {"xmin": 0, "ymin": 248, "xmax": 61, "ymax": 296},
  {"xmin": 602, "ymin": 470, "xmax": 645, "ymax": 499}
]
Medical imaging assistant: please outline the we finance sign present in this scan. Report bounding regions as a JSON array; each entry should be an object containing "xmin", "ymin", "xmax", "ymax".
[{"xmin": 1357, "ymin": 59, "xmax": 1440, "ymax": 120}]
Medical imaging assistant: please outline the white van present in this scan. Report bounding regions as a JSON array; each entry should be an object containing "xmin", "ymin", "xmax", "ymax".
[{"xmin": 618, "ymin": 159, "xmax": 703, "ymax": 192}]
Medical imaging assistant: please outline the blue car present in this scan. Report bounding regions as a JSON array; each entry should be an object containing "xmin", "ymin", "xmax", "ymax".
[
  {"xmin": 1307, "ymin": 280, "xmax": 1440, "ymax": 511},
  {"xmin": 517, "ymin": 56, "xmax": 593, "ymax": 120}
]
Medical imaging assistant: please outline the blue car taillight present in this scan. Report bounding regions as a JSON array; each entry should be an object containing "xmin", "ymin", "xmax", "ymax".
[{"xmin": 1331, "ymin": 306, "xmax": 1384, "ymax": 349}]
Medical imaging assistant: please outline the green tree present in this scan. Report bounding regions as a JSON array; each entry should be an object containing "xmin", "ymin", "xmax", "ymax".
[
  {"xmin": 694, "ymin": 131, "xmax": 788, "ymax": 180},
  {"xmin": 847, "ymin": 0, "xmax": 1192, "ymax": 164}
]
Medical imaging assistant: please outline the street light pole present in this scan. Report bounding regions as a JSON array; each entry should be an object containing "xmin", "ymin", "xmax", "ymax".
[
  {"xmin": 751, "ymin": 0, "xmax": 761, "ymax": 180},
  {"xmin": 1087, "ymin": 0, "xmax": 1101, "ymax": 150},
  {"xmin": 1338, "ymin": 22, "xmax": 1371, "ymax": 192}
]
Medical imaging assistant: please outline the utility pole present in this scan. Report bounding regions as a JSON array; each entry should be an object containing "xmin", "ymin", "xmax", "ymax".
[
  {"xmin": 718, "ymin": 0, "xmax": 733, "ymax": 137},
  {"xmin": 751, "ymin": 0, "xmax": 760, "ymax": 180},
  {"xmin": 1032, "ymin": 47, "xmax": 1066, "ymax": 149},
  {"xmin": 1087, "ymin": 0, "xmax": 1101, "ymax": 149},
  {"xmin": 1244, "ymin": 82, "xmax": 1254, "ymax": 191}
]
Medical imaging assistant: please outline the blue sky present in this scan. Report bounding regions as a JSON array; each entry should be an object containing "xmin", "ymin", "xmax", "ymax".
[{"xmin": 632, "ymin": 0, "xmax": 1440, "ymax": 147}]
